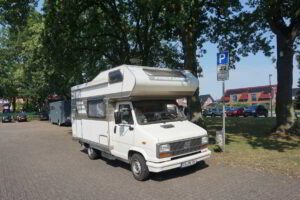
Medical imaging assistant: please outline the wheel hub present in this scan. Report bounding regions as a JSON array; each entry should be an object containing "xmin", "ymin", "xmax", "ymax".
[{"xmin": 132, "ymin": 160, "xmax": 141, "ymax": 175}]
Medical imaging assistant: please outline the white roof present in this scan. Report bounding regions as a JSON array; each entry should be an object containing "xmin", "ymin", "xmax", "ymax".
[{"xmin": 71, "ymin": 65, "xmax": 198, "ymax": 99}]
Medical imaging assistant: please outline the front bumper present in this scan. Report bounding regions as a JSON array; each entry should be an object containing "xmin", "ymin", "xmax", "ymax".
[
  {"xmin": 146, "ymin": 149, "xmax": 211, "ymax": 173},
  {"xmin": 2, "ymin": 118, "xmax": 12, "ymax": 122}
]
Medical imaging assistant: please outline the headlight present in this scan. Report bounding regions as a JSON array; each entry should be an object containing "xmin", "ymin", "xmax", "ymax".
[
  {"xmin": 201, "ymin": 136, "xmax": 208, "ymax": 145},
  {"xmin": 159, "ymin": 144, "xmax": 170, "ymax": 152}
]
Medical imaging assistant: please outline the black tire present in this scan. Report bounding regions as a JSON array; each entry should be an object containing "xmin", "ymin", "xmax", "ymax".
[
  {"xmin": 130, "ymin": 153, "xmax": 150, "ymax": 181},
  {"xmin": 83, "ymin": 143, "xmax": 89, "ymax": 149},
  {"xmin": 211, "ymin": 113, "xmax": 215, "ymax": 117},
  {"xmin": 87, "ymin": 147, "xmax": 100, "ymax": 160}
]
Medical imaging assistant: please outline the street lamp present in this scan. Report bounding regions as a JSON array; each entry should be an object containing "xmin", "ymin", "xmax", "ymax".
[{"xmin": 269, "ymin": 74, "xmax": 273, "ymax": 117}]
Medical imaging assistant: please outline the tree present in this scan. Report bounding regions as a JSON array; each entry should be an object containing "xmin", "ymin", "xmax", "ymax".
[
  {"xmin": 0, "ymin": 0, "xmax": 36, "ymax": 30},
  {"xmin": 163, "ymin": 0, "xmax": 241, "ymax": 122},
  {"xmin": 214, "ymin": 1, "xmax": 300, "ymax": 133},
  {"xmin": 42, "ymin": 0, "xmax": 182, "ymax": 97},
  {"xmin": 1, "ymin": 7, "xmax": 47, "ymax": 111},
  {"xmin": 0, "ymin": 0, "xmax": 39, "ymax": 111}
]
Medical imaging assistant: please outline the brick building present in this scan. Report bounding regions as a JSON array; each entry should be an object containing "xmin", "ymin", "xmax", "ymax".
[{"xmin": 221, "ymin": 85, "xmax": 277, "ymax": 107}]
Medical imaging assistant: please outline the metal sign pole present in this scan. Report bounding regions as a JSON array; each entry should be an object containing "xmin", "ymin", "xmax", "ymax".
[
  {"xmin": 222, "ymin": 80, "xmax": 225, "ymax": 152},
  {"xmin": 217, "ymin": 51, "xmax": 229, "ymax": 152}
]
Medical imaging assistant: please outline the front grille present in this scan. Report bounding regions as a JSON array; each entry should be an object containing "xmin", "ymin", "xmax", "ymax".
[{"xmin": 169, "ymin": 137, "xmax": 202, "ymax": 156}]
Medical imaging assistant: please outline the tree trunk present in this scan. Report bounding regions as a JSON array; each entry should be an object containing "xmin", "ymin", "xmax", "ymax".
[
  {"xmin": 12, "ymin": 97, "xmax": 16, "ymax": 113},
  {"xmin": 275, "ymin": 35, "xmax": 296, "ymax": 133},
  {"xmin": 181, "ymin": 24, "xmax": 202, "ymax": 123}
]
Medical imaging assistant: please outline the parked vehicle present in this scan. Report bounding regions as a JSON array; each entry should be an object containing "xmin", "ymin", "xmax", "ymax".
[
  {"xmin": 49, "ymin": 101, "xmax": 71, "ymax": 126},
  {"xmin": 226, "ymin": 107, "xmax": 245, "ymax": 117},
  {"xmin": 71, "ymin": 65, "xmax": 211, "ymax": 181},
  {"xmin": 225, "ymin": 107, "xmax": 236, "ymax": 117},
  {"xmin": 225, "ymin": 107, "xmax": 234, "ymax": 116},
  {"xmin": 244, "ymin": 105, "xmax": 268, "ymax": 117},
  {"xmin": 39, "ymin": 111, "xmax": 49, "ymax": 121},
  {"xmin": 16, "ymin": 111, "xmax": 27, "ymax": 122},
  {"xmin": 203, "ymin": 107, "xmax": 223, "ymax": 117},
  {"xmin": 1, "ymin": 109, "xmax": 12, "ymax": 123}
]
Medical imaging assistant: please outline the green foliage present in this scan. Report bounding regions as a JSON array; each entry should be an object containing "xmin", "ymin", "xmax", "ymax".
[
  {"xmin": 0, "ymin": 9, "xmax": 46, "ymax": 109},
  {"xmin": 1, "ymin": 0, "xmax": 297, "ymax": 125},
  {"xmin": 0, "ymin": 0, "xmax": 36, "ymax": 31}
]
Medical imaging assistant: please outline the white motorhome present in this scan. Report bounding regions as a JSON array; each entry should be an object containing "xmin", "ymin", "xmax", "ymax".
[{"xmin": 71, "ymin": 65, "xmax": 211, "ymax": 181}]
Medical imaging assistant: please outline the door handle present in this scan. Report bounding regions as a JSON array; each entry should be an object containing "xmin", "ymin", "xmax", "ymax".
[{"xmin": 114, "ymin": 126, "xmax": 116, "ymax": 134}]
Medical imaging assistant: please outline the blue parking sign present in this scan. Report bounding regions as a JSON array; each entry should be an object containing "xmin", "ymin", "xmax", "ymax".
[{"xmin": 217, "ymin": 51, "xmax": 229, "ymax": 65}]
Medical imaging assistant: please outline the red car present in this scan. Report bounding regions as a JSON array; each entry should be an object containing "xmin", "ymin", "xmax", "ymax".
[{"xmin": 227, "ymin": 107, "xmax": 245, "ymax": 117}]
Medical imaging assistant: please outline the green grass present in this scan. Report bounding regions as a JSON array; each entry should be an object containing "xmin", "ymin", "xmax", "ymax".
[{"xmin": 204, "ymin": 117, "xmax": 300, "ymax": 178}]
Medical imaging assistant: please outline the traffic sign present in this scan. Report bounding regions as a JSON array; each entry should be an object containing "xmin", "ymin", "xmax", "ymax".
[
  {"xmin": 217, "ymin": 65, "xmax": 229, "ymax": 81},
  {"xmin": 217, "ymin": 51, "xmax": 229, "ymax": 65},
  {"xmin": 216, "ymin": 51, "xmax": 230, "ymax": 152}
]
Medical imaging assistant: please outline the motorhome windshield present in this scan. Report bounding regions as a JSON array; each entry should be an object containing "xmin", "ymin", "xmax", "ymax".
[{"xmin": 133, "ymin": 100, "xmax": 186, "ymax": 125}]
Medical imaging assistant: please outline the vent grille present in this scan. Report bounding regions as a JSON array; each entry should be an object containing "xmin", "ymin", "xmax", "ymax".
[{"xmin": 169, "ymin": 137, "xmax": 202, "ymax": 156}]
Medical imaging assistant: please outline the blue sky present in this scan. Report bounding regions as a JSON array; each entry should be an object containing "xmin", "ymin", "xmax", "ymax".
[
  {"xmin": 200, "ymin": 42, "xmax": 299, "ymax": 99},
  {"xmin": 37, "ymin": 1, "xmax": 299, "ymax": 100}
]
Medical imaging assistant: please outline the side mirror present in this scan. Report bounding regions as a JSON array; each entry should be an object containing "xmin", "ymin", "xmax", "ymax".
[{"xmin": 114, "ymin": 112, "xmax": 122, "ymax": 124}]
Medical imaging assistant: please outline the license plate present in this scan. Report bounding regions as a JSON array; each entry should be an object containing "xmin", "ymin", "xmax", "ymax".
[{"xmin": 181, "ymin": 160, "xmax": 197, "ymax": 168}]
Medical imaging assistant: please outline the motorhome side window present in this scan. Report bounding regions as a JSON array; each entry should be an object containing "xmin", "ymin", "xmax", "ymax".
[
  {"xmin": 119, "ymin": 104, "xmax": 133, "ymax": 124},
  {"xmin": 87, "ymin": 99, "xmax": 105, "ymax": 118},
  {"xmin": 108, "ymin": 70, "xmax": 123, "ymax": 84}
]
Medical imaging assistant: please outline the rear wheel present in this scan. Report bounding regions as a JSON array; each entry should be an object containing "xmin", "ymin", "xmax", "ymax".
[
  {"xmin": 130, "ymin": 153, "xmax": 150, "ymax": 181},
  {"xmin": 87, "ymin": 147, "xmax": 100, "ymax": 160}
]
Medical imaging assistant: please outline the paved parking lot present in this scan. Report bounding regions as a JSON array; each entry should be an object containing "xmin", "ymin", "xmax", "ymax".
[{"xmin": 0, "ymin": 121, "xmax": 299, "ymax": 200}]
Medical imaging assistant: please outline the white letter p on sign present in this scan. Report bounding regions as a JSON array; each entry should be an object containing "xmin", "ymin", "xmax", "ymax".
[{"xmin": 219, "ymin": 54, "xmax": 226, "ymax": 64}]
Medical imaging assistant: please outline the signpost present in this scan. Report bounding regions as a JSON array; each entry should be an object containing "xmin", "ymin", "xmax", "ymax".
[{"xmin": 217, "ymin": 51, "xmax": 229, "ymax": 152}]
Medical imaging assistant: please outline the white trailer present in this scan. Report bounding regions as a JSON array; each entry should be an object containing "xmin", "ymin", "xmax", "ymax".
[{"xmin": 71, "ymin": 65, "xmax": 211, "ymax": 181}]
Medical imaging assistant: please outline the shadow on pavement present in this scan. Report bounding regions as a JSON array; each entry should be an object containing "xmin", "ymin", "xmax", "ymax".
[
  {"xmin": 80, "ymin": 149, "xmax": 208, "ymax": 181},
  {"xmin": 150, "ymin": 161, "xmax": 209, "ymax": 182}
]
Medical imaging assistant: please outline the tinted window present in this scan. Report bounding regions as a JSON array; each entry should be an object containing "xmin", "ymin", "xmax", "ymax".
[
  {"xmin": 119, "ymin": 104, "xmax": 133, "ymax": 124},
  {"xmin": 257, "ymin": 105, "xmax": 265, "ymax": 110},
  {"xmin": 133, "ymin": 100, "xmax": 185, "ymax": 125},
  {"xmin": 87, "ymin": 99, "xmax": 105, "ymax": 118},
  {"xmin": 108, "ymin": 70, "xmax": 123, "ymax": 84},
  {"xmin": 251, "ymin": 94, "xmax": 257, "ymax": 101},
  {"xmin": 231, "ymin": 95, "xmax": 237, "ymax": 102},
  {"xmin": 143, "ymin": 69, "xmax": 186, "ymax": 78}
]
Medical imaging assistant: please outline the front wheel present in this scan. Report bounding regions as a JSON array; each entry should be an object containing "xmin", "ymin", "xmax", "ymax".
[
  {"xmin": 130, "ymin": 154, "xmax": 150, "ymax": 181},
  {"xmin": 87, "ymin": 147, "xmax": 100, "ymax": 160}
]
